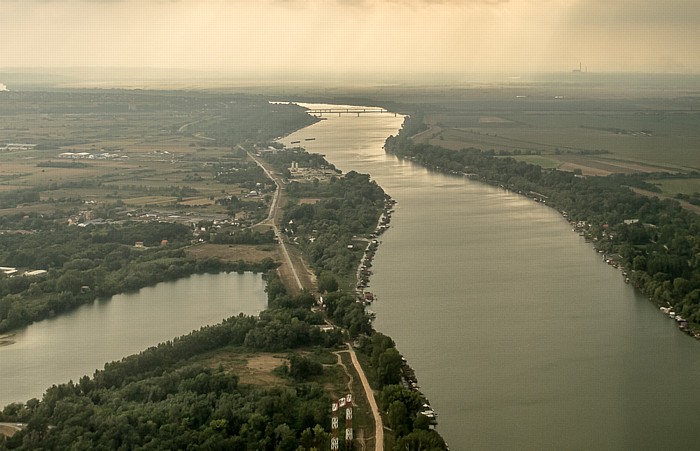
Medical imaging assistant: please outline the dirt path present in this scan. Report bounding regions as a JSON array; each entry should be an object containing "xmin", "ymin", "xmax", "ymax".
[
  {"xmin": 347, "ymin": 344, "xmax": 384, "ymax": 451},
  {"xmin": 630, "ymin": 187, "xmax": 700, "ymax": 215},
  {"xmin": 0, "ymin": 423, "xmax": 24, "ymax": 438},
  {"xmin": 334, "ymin": 350, "xmax": 354, "ymax": 393}
]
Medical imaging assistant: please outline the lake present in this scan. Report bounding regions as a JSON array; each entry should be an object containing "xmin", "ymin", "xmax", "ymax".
[{"xmin": 0, "ymin": 272, "xmax": 266, "ymax": 408}]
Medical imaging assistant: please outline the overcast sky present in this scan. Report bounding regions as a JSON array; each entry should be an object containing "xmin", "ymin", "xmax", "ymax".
[{"xmin": 2, "ymin": 0, "xmax": 699, "ymax": 76}]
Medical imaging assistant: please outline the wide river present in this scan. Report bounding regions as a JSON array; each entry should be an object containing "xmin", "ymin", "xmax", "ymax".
[
  {"xmin": 281, "ymin": 104, "xmax": 700, "ymax": 450},
  {"xmin": 0, "ymin": 272, "xmax": 266, "ymax": 408}
]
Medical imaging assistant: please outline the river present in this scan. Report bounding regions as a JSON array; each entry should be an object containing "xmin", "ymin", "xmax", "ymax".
[
  {"xmin": 0, "ymin": 272, "xmax": 266, "ymax": 408},
  {"xmin": 280, "ymin": 104, "xmax": 700, "ymax": 450}
]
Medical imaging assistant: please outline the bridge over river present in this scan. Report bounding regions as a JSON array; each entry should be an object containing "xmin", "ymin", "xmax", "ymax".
[{"xmin": 305, "ymin": 108, "xmax": 396, "ymax": 117}]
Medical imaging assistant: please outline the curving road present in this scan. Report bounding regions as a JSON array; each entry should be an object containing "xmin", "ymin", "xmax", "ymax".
[
  {"xmin": 0, "ymin": 422, "xmax": 24, "ymax": 438},
  {"xmin": 347, "ymin": 344, "xmax": 384, "ymax": 451}
]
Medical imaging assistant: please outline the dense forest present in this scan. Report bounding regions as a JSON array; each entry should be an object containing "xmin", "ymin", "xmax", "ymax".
[
  {"xmin": 385, "ymin": 117, "xmax": 700, "ymax": 328},
  {"xmin": 263, "ymin": 148, "xmax": 388, "ymax": 289},
  {"xmin": 262, "ymin": 150, "xmax": 447, "ymax": 448}
]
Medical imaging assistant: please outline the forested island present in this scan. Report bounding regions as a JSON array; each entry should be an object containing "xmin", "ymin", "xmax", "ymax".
[{"xmin": 385, "ymin": 114, "xmax": 700, "ymax": 331}]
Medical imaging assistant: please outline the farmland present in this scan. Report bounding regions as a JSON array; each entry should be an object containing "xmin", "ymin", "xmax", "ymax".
[{"xmin": 0, "ymin": 90, "xmax": 315, "ymax": 222}]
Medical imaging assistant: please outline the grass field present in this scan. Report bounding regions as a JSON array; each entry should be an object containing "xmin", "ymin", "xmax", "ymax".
[
  {"xmin": 185, "ymin": 243, "xmax": 280, "ymax": 264},
  {"xmin": 650, "ymin": 178, "xmax": 700, "ymax": 196}
]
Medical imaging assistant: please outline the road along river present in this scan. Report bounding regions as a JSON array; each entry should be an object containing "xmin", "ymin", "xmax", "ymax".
[{"xmin": 280, "ymin": 103, "xmax": 700, "ymax": 450}]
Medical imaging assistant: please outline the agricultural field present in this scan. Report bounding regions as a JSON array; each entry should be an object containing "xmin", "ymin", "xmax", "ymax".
[
  {"xmin": 362, "ymin": 80, "xmax": 698, "ymax": 200},
  {"xmin": 415, "ymin": 108, "xmax": 700, "ymax": 174},
  {"xmin": 0, "ymin": 90, "xmax": 314, "ymax": 222}
]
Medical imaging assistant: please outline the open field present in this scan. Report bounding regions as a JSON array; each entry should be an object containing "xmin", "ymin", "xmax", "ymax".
[
  {"xmin": 185, "ymin": 243, "xmax": 280, "ymax": 263},
  {"xmin": 651, "ymin": 178, "xmax": 700, "ymax": 196},
  {"xmin": 200, "ymin": 350, "xmax": 288, "ymax": 386}
]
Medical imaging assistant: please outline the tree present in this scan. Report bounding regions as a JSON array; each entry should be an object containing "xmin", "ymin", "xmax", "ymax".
[
  {"xmin": 289, "ymin": 354, "xmax": 323, "ymax": 381},
  {"xmin": 377, "ymin": 348, "xmax": 403, "ymax": 387},
  {"xmin": 394, "ymin": 429, "xmax": 447, "ymax": 451},
  {"xmin": 388, "ymin": 400, "xmax": 411, "ymax": 437},
  {"xmin": 317, "ymin": 272, "xmax": 339, "ymax": 293}
]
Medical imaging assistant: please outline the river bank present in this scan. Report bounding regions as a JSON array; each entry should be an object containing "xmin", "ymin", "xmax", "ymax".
[{"xmin": 0, "ymin": 335, "xmax": 14, "ymax": 347}]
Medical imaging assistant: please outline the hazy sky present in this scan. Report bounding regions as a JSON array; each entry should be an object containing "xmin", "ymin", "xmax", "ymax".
[{"xmin": 2, "ymin": 0, "xmax": 700, "ymax": 76}]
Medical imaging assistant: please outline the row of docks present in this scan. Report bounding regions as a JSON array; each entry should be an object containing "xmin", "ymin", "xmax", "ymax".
[
  {"xmin": 356, "ymin": 195, "xmax": 397, "ymax": 298},
  {"xmin": 401, "ymin": 358, "xmax": 438, "ymax": 426}
]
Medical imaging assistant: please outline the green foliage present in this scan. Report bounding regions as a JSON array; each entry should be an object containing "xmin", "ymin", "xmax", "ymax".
[
  {"xmin": 388, "ymin": 400, "xmax": 412, "ymax": 436},
  {"xmin": 188, "ymin": 100, "xmax": 318, "ymax": 145},
  {"xmin": 393, "ymin": 429, "xmax": 447, "ymax": 451},
  {"xmin": 276, "ymin": 166, "xmax": 387, "ymax": 284},
  {"xmin": 288, "ymin": 354, "xmax": 324, "ymax": 381},
  {"xmin": 317, "ymin": 272, "xmax": 339, "ymax": 293},
  {"xmin": 323, "ymin": 292, "xmax": 372, "ymax": 338},
  {"xmin": 0, "ymin": 190, "xmax": 40, "ymax": 209},
  {"xmin": 210, "ymin": 228, "xmax": 276, "ymax": 245},
  {"xmin": 262, "ymin": 149, "xmax": 337, "ymax": 174},
  {"xmin": 381, "ymin": 385, "xmax": 423, "ymax": 414},
  {"xmin": 356, "ymin": 332, "xmax": 405, "ymax": 389}
]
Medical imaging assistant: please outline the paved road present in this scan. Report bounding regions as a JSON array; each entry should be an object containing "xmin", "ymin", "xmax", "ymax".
[{"xmin": 244, "ymin": 146, "xmax": 302, "ymax": 291}]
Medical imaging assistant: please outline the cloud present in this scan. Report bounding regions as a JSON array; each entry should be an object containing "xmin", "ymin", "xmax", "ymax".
[{"xmin": 1, "ymin": 0, "xmax": 699, "ymax": 74}]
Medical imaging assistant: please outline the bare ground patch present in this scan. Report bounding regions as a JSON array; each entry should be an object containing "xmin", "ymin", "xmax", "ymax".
[
  {"xmin": 630, "ymin": 188, "xmax": 700, "ymax": 215},
  {"xmin": 556, "ymin": 155, "xmax": 672, "ymax": 176},
  {"xmin": 186, "ymin": 243, "xmax": 280, "ymax": 264},
  {"xmin": 201, "ymin": 351, "xmax": 287, "ymax": 386},
  {"xmin": 298, "ymin": 198, "xmax": 321, "ymax": 205},
  {"xmin": 179, "ymin": 197, "xmax": 216, "ymax": 206}
]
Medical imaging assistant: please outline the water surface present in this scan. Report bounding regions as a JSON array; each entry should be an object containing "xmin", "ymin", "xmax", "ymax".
[{"xmin": 0, "ymin": 272, "xmax": 266, "ymax": 407}]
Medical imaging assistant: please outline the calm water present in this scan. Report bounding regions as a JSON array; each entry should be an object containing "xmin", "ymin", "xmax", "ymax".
[
  {"xmin": 281, "ymin": 104, "xmax": 700, "ymax": 450},
  {"xmin": 0, "ymin": 272, "xmax": 266, "ymax": 407}
]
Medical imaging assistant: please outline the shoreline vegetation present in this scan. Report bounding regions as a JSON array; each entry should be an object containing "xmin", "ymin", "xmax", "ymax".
[{"xmin": 385, "ymin": 113, "xmax": 700, "ymax": 337}]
